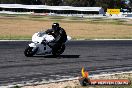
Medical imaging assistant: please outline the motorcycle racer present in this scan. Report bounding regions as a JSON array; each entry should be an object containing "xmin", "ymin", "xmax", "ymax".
[
  {"xmin": 45, "ymin": 23, "xmax": 67, "ymax": 52},
  {"xmin": 24, "ymin": 23, "xmax": 71, "ymax": 57}
]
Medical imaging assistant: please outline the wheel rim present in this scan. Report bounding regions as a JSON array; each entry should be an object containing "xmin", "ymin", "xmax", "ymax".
[{"xmin": 24, "ymin": 47, "xmax": 33, "ymax": 56}]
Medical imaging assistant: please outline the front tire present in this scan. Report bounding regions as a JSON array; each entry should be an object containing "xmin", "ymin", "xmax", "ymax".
[
  {"xmin": 24, "ymin": 47, "xmax": 35, "ymax": 57},
  {"xmin": 52, "ymin": 44, "xmax": 65, "ymax": 56}
]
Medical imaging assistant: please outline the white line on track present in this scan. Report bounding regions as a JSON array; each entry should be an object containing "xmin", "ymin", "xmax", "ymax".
[{"xmin": 1, "ymin": 39, "xmax": 132, "ymax": 42}]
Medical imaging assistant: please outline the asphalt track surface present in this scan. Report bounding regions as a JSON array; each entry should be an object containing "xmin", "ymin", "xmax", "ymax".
[{"xmin": 0, "ymin": 40, "xmax": 132, "ymax": 86}]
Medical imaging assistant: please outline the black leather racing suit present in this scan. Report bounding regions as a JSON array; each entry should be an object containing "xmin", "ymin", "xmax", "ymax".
[{"xmin": 45, "ymin": 27, "xmax": 67, "ymax": 51}]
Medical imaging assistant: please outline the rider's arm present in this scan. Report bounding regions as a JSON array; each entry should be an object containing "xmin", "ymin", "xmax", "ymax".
[
  {"xmin": 53, "ymin": 30, "xmax": 62, "ymax": 43},
  {"xmin": 45, "ymin": 29, "xmax": 53, "ymax": 34}
]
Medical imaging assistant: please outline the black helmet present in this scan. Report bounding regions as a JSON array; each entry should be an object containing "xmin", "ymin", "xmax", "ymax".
[{"xmin": 52, "ymin": 23, "xmax": 59, "ymax": 29}]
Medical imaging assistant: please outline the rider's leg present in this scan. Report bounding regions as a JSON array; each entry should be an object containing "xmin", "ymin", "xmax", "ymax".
[{"xmin": 52, "ymin": 43, "xmax": 62, "ymax": 51}]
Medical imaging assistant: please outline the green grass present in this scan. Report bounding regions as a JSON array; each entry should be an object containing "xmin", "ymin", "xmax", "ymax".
[
  {"xmin": 0, "ymin": 36, "xmax": 31, "ymax": 40},
  {"xmin": 1, "ymin": 14, "xmax": 131, "ymax": 26}
]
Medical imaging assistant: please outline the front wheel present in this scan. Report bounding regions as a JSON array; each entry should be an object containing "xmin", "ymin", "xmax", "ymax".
[
  {"xmin": 24, "ymin": 47, "xmax": 35, "ymax": 57},
  {"xmin": 52, "ymin": 44, "xmax": 65, "ymax": 56}
]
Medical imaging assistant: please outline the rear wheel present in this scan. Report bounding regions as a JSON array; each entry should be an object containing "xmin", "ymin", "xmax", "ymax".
[
  {"xmin": 24, "ymin": 47, "xmax": 35, "ymax": 57},
  {"xmin": 52, "ymin": 44, "xmax": 65, "ymax": 56}
]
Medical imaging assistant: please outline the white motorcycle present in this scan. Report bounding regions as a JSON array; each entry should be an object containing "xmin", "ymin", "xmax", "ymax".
[{"xmin": 24, "ymin": 31, "xmax": 71, "ymax": 57}]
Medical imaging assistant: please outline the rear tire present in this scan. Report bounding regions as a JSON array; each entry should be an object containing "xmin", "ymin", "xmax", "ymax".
[
  {"xmin": 24, "ymin": 47, "xmax": 35, "ymax": 57},
  {"xmin": 52, "ymin": 44, "xmax": 65, "ymax": 56}
]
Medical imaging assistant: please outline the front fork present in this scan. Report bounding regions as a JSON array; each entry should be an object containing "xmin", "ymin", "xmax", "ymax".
[{"xmin": 29, "ymin": 43, "xmax": 38, "ymax": 52}]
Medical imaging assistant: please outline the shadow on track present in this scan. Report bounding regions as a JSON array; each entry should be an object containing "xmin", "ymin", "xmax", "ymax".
[{"xmin": 33, "ymin": 55, "xmax": 80, "ymax": 58}]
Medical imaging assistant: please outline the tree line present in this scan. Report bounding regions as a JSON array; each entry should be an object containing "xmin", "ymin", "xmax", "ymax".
[{"xmin": 0, "ymin": 0, "xmax": 131, "ymax": 10}]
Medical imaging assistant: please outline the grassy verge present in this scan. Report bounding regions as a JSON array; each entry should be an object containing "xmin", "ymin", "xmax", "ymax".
[
  {"xmin": 0, "ymin": 36, "xmax": 31, "ymax": 40},
  {"xmin": 0, "ymin": 14, "xmax": 132, "ymax": 40}
]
